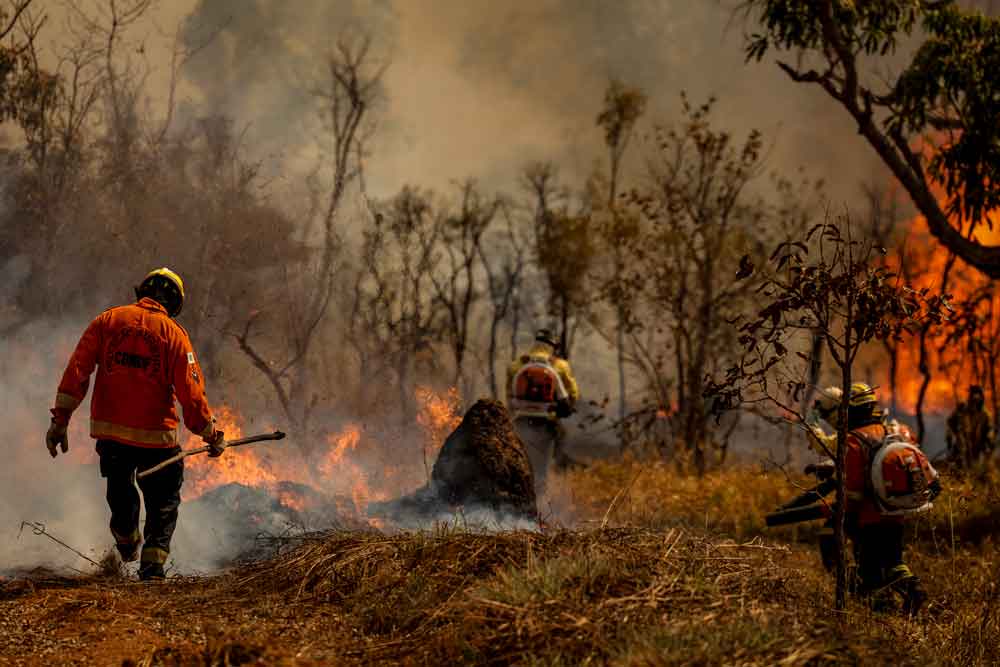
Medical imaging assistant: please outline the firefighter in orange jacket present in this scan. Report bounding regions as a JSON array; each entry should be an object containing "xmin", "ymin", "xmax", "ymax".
[
  {"xmin": 811, "ymin": 383, "xmax": 929, "ymax": 614},
  {"xmin": 45, "ymin": 268, "xmax": 226, "ymax": 581}
]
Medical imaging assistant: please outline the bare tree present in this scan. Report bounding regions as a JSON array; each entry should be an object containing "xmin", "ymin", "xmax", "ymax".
[
  {"xmin": 522, "ymin": 161, "xmax": 596, "ymax": 358},
  {"xmin": 429, "ymin": 180, "xmax": 499, "ymax": 393},
  {"xmin": 348, "ymin": 186, "xmax": 442, "ymax": 422},
  {"xmin": 478, "ymin": 201, "xmax": 529, "ymax": 398},
  {"xmin": 619, "ymin": 96, "xmax": 815, "ymax": 470},
  {"xmin": 862, "ymin": 182, "xmax": 907, "ymax": 416},
  {"xmin": 231, "ymin": 35, "xmax": 383, "ymax": 443}
]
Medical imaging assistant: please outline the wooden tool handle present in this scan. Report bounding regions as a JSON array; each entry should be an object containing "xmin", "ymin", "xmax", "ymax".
[{"xmin": 137, "ymin": 430, "xmax": 286, "ymax": 479}]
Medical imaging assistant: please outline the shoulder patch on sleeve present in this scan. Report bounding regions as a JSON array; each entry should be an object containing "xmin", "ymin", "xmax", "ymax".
[{"xmin": 187, "ymin": 352, "xmax": 195, "ymax": 365}]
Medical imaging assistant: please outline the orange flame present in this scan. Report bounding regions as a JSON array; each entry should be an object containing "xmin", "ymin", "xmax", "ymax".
[
  {"xmin": 876, "ymin": 200, "xmax": 1000, "ymax": 415},
  {"xmin": 175, "ymin": 386, "xmax": 464, "ymax": 521},
  {"xmin": 316, "ymin": 423, "xmax": 381, "ymax": 514},
  {"xmin": 415, "ymin": 385, "xmax": 462, "ymax": 463},
  {"xmin": 182, "ymin": 406, "xmax": 269, "ymax": 499}
]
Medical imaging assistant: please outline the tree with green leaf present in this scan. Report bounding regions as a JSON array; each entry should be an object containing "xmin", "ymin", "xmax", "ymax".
[{"xmin": 744, "ymin": 0, "xmax": 1000, "ymax": 277}]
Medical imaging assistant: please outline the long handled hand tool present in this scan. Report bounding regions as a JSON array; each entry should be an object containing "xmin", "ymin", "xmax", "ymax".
[{"xmin": 137, "ymin": 431, "xmax": 286, "ymax": 479}]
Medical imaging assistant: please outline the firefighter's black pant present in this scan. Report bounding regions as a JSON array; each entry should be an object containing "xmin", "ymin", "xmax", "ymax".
[
  {"xmin": 818, "ymin": 514, "xmax": 860, "ymax": 574},
  {"xmin": 855, "ymin": 521, "xmax": 912, "ymax": 593},
  {"xmin": 96, "ymin": 440, "xmax": 183, "ymax": 566}
]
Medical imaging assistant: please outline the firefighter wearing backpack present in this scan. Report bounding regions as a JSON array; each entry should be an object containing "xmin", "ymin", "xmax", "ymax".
[
  {"xmin": 45, "ymin": 268, "xmax": 226, "ymax": 581},
  {"xmin": 808, "ymin": 383, "xmax": 939, "ymax": 614},
  {"xmin": 506, "ymin": 329, "xmax": 580, "ymax": 494}
]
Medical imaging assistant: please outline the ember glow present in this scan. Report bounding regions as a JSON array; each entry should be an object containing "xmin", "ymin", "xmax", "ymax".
[{"xmin": 179, "ymin": 388, "xmax": 463, "ymax": 520}]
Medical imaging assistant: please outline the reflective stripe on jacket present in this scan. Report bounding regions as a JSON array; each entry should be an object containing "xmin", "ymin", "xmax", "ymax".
[{"xmin": 51, "ymin": 298, "xmax": 215, "ymax": 447}]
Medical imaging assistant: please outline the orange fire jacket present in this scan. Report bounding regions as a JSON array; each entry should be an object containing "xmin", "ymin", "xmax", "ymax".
[{"xmin": 51, "ymin": 298, "xmax": 215, "ymax": 448}]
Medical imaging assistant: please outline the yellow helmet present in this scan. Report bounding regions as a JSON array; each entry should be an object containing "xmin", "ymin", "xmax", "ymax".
[
  {"xmin": 815, "ymin": 384, "xmax": 878, "ymax": 419},
  {"xmin": 815, "ymin": 386, "xmax": 843, "ymax": 417},
  {"xmin": 136, "ymin": 267, "xmax": 185, "ymax": 317},
  {"xmin": 848, "ymin": 382, "xmax": 878, "ymax": 408}
]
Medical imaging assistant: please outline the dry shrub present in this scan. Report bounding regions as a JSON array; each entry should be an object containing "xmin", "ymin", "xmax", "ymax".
[{"xmin": 907, "ymin": 462, "xmax": 1000, "ymax": 548}]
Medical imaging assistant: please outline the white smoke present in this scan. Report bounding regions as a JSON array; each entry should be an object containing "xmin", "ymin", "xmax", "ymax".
[{"xmin": 0, "ymin": 320, "xmax": 109, "ymax": 574}]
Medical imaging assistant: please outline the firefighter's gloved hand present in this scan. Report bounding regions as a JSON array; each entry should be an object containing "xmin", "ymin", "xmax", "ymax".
[
  {"xmin": 555, "ymin": 398, "xmax": 575, "ymax": 419},
  {"xmin": 46, "ymin": 420, "xmax": 69, "ymax": 458},
  {"xmin": 205, "ymin": 430, "xmax": 227, "ymax": 458},
  {"xmin": 804, "ymin": 459, "xmax": 835, "ymax": 480}
]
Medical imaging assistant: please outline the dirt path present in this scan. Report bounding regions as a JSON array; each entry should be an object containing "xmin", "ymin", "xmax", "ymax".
[{"xmin": 1, "ymin": 573, "xmax": 351, "ymax": 666}]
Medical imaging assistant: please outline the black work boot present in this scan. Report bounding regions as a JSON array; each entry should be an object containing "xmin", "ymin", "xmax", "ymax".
[
  {"xmin": 901, "ymin": 577, "xmax": 928, "ymax": 617},
  {"xmin": 138, "ymin": 562, "xmax": 166, "ymax": 581},
  {"xmin": 116, "ymin": 543, "xmax": 140, "ymax": 563}
]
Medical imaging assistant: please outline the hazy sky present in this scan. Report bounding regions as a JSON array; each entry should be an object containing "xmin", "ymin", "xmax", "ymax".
[{"xmin": 166, "ymin": 0, "xmax": 886, "ymax": 204}]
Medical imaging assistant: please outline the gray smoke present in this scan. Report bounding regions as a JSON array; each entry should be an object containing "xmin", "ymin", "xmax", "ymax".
[{"xmin": 176, "ymin": 0, "xmax": 886, "ymax": 202}]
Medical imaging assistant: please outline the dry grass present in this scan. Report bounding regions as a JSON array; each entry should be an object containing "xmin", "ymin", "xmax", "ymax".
[
  {"xmin": 563, "ymin": 459, "xmax": 805, "ymax": 539},
  {"xmin": 227, "ymin": 527, "xmax": 898, "ymax": 666},
  {"xmin": 566, "ymin": 457, "xmax": 1000, "ymax": 546},
  {"xmin": 2, "ymin": 459, "xmax": 998, "ymax": 666}
]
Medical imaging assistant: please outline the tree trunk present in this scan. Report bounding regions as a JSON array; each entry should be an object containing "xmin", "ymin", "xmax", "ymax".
[
  {"xmin": 559, "ymin": 295, "xmax": 570, "ymax": 358},
  {"xmin": 617, "ymin": 299, "xmax": 627, "ymax": 425},
  {"xmin": 833, "ymin": 352, "xmax": 851, "ymax": 611},
  {"xmin": 916, "ymin": 327, "xmax": 932, "ymax": 444},
  {"xmin": 398, "ymin": 355, "xmax": 413, "ymax": 427},
  {"xmin": 884, "ymin": 340, "xmax": 899, "ymax": 417},
  {"xmin": 510, "ymin": 291, "xmax": 522, "ymax": 362},
  {"xmin": 488, "ymin": 313, "xmax": 501, "ymax": 399}
]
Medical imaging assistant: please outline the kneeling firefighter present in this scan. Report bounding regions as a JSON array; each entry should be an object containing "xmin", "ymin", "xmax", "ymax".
[
  {"xmin": 46, "ymin": 268, "xmax": 227, "ymax": 580},
  {"xmin": 506, "ymin": 329, "xmax": 579, "ymax": 494},
  {"xmin": 774, "ymin": 383, "xmax": 939, "ymax": 614}
]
